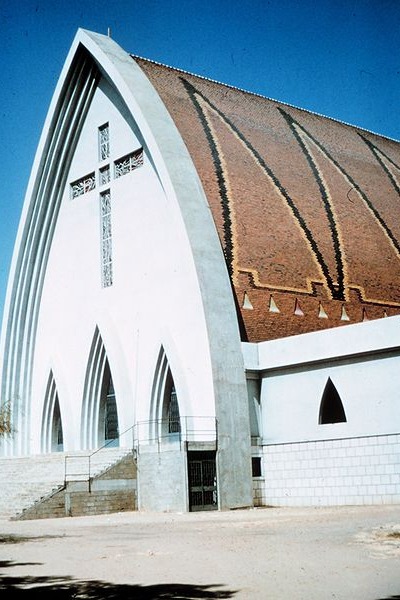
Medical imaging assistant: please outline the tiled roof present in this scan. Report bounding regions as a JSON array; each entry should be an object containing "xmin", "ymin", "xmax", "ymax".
[{"xmin": 135, "ymin": 56, "xmax": 400, "ymax": 342}]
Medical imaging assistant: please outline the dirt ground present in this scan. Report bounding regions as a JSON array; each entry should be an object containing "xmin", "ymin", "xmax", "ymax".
[{"xmin": 0, "ymin": 505, "xmax": 399, "ymax": 599}]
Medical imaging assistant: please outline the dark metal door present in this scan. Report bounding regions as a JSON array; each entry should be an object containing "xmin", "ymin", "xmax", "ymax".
[{"xmin": 188, "ymin": 451, "xmax": 217, "ymax": 511}]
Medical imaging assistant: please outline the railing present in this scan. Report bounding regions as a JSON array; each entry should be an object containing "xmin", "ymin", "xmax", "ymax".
[
  {"xmin": 64, "ymin": 424, "xmax": 136, "ymax": 490},
  {"xmin": 64, "ymin": 417, "xmax": 217, "ymax": 488},
  {"xmin": 134, "ymin": 416, "xmax": 218, "ymax": 452}
]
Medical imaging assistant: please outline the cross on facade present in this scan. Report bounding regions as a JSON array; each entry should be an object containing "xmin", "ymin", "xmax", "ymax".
[{"xmin": 69, "ymin": 122, "xmax": 144, "ymax": 288}]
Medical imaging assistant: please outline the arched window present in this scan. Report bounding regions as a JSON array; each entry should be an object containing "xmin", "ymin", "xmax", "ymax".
[
  {"xmin": 100, "ymin": 361, "xmax": 119, "ymax": 446},
  {"xmin": 41, "ymin": 371, "xmax": 64, "ymax": 453},
  {"xmin": 52, "ymin": 396, "xmax": 64, "ymax": 452},
  {"xmin": 319, "ymin": 378, "xmax": 347, "ymax": 424},
  {"xmin": 166, "ymin": 379, "xmax": 181, "ymax": 434}
]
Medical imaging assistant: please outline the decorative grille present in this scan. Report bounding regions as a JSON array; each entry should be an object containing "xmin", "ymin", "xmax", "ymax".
[
  {"xmin": 100, "ymin": 190, "xmax": 113, "ymax": 287},
  {"xmin": 114, "ymin": 148, "xmax": 144, "ymax": 178},
  {"xmin": 70, "ymin": 172, "xmax": 96, "ymax": 198},
  {"xmin": 99, "ymin": 123, "xmax": 110, "ymax": 161},
  {"xmin": 188, "ymin": 452, "xmax": 218, "ymax": 511},
  {"xmin": 99, "ymin": 164, "xmax": 110, "ymax": 186},
  {"xmin": 168, "ymin": 385, "xmax": 181, "ymax": 434},
  {"xmin": 105, "ymin": 374, "xmax": 119, "ymax": 442}
]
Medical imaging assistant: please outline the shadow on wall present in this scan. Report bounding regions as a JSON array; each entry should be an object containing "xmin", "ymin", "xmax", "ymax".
[{"xmin": 0, "ymin": 561, "xmax": 237, "ymax": 598}]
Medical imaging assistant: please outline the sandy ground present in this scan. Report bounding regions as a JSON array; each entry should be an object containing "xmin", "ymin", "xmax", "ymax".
[{"xmin": 0, "ymin": 505, "xmax": 399, "ymax": 599}]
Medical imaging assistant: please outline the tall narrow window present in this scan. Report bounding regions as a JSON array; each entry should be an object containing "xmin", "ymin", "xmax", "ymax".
[
  {"xmin": 168, "ymin": 383, "xmax": 180, "ymax": 434},
  {"xmin": 41, "ymin": 371, "xmax": 64, "ymax": 453},
  {"xmin": 98, "ymin": 361, "xmax": 119, "ymax": 447},
  {"xmin": 98, "ymin": 123, "xmax": 110, "ymax": 160},
  {"xmin": 319, "ymin": 378, "xmax": 347, "ymax": 424},
  {"xmin": 100, "ymin": 189, "xmax": 113, "ymax": 287},
  {"xmin": 104, "ymin": 373, "xmax": 119, "ymax": 444},
  {"xmin": 162, "ymin": 370, "xmax": 181, "ymax": 435},
  {"xmin": 52, "ymin": 396, "xmax": 64, "ymax": 452},
  {"xmin": 99, "ymin": 164, "xmax": 110, "ymax": 186}
]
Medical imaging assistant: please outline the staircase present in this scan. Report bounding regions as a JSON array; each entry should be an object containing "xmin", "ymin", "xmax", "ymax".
[{"xmin": 0, "ymin": 447, "xmax": 134, "ymax": 520}]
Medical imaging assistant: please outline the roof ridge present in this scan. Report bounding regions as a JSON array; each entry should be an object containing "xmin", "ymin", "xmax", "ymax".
[{"xmin": 131, "ymin": 54, "xmax": 399, "ymax": 144}]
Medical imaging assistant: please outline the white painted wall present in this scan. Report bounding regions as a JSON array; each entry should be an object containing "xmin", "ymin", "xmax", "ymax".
[
  {"xmin": 30, "ymin": 75, "xmax": 216, "ymax": 453},
  {"xmin": 243, "ymin": 315, "xmax": 400, "ymax": 444}
]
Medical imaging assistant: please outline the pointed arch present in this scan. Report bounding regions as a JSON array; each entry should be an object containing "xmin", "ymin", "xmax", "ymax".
[
  {"xmin": 150, "ymin": 346, "xmax": 181, "ymax": 441},
  {"xmin": 99, "ymin": 360, "xmax": 119, "ymax": 447},
  {"xmin": 319, "ymin": 378, "xmax": 347, "ymax": 424},
  {"xmin": 81, "ymin": 327, "xmax": 119, "ymax": 449},
  {"xmin": 41, "ymin": 371, "xmax": 64, "ymax": 453}
]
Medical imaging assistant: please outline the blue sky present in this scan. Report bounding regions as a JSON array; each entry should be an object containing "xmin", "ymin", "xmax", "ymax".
[{"xmin": 0, "ymin": 0, "xmax": 399, "ymax": 323}]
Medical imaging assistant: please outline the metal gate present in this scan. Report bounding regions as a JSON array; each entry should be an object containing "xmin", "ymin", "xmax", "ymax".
[{"xmin": 187, "ymin": 451, "xmax": 217, "ymax": 511}]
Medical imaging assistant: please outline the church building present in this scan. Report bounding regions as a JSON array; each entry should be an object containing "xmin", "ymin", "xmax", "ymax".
[{"xmin": 1, "ymin": 29, "xmax": 399, "ymax": 512}]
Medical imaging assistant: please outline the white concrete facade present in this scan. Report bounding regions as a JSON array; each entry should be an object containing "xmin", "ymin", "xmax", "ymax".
[{"xmin": 0, "ymin": 29, "xmax": 253, "ymax": 511}]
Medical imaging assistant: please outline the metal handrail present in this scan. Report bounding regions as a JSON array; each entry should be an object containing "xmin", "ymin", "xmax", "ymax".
[
  {"xmin": 64, "ymin": 423, "xmax": 136, "ymax": 488},
  {"xmin": 134, "ymin": 416, "xmax": 218, "ymax": 451},
  {"xmin": 64, "ymin": 416, "xmax": 218, "ymax": 489}
]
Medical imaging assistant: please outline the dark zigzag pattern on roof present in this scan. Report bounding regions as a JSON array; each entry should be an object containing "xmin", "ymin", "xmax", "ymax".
[
  {"xmin": 179, "ymin": 78, "xmax": 235, "ymax": 275},
  {"xmin": 278, "ymin": 108, "xmax": 346, "ymax": 301},
  {"xmin": 180, "ymin": 77, "xmax": 345, "ymax": 300},
  {"xmin": 359, "ymin": 134, "xmax": 400, "ymax": 197},
  {"xmin": 281, "ymin": 112, "xmax": 400, "ymax": 257}
]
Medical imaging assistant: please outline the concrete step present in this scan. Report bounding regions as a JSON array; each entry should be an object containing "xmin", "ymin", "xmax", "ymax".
[{"xmin": 0, "ymin": 447, "xmax": 132, "ymax": 518}]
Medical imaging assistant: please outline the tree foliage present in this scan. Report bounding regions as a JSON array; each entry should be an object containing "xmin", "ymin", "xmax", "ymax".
[{"xmin": 0, "ymin": 401, "xmax": 13, "ymax": 437}]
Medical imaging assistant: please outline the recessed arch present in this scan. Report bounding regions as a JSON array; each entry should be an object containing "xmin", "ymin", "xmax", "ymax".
[
  {"xmin": 319, "ymin": 377, "xmax": 347, "ymax": 424},
  {"xmin": 41, "ymin": 371, "xmax": 64, "ymax": 453},
  {"xmin": 81, "ymin": 327, "xmax": 119, "ymax": 449},
  {"xmin": 149, "ymin": 346, "xmax": 181, "ymax": 441}
]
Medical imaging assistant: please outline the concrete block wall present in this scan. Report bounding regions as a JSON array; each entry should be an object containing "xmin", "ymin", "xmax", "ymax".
[
  {"xmin": 137, "ymin": 444, "xmax": 188, "ymax": 512},
  {"xmin": 252, "ymin": 477, "xmax": 265, "ymax": 507},
  {"xmin": 64, "ymin": 487, "xmax": 136, "ymax": 517},
  {"xmin": 259, "ymin": 433, "xmax": 400, "ymax": 507}
]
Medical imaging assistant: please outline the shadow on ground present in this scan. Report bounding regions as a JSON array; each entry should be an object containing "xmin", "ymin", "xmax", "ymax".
[{"xmin": 0, "ymin": 561, "xmax": 236, "ymax": 598}]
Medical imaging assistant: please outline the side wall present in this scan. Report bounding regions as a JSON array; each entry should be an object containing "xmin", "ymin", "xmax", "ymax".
[{"xmin": 244, "ymin": 316, "xmax": 400, "ymax": 506}]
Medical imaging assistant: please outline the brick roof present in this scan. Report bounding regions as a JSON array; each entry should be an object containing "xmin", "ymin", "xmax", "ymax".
[{"xmin": 135, "ymin": 56, "xmax": 400, "ymax": 342}]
